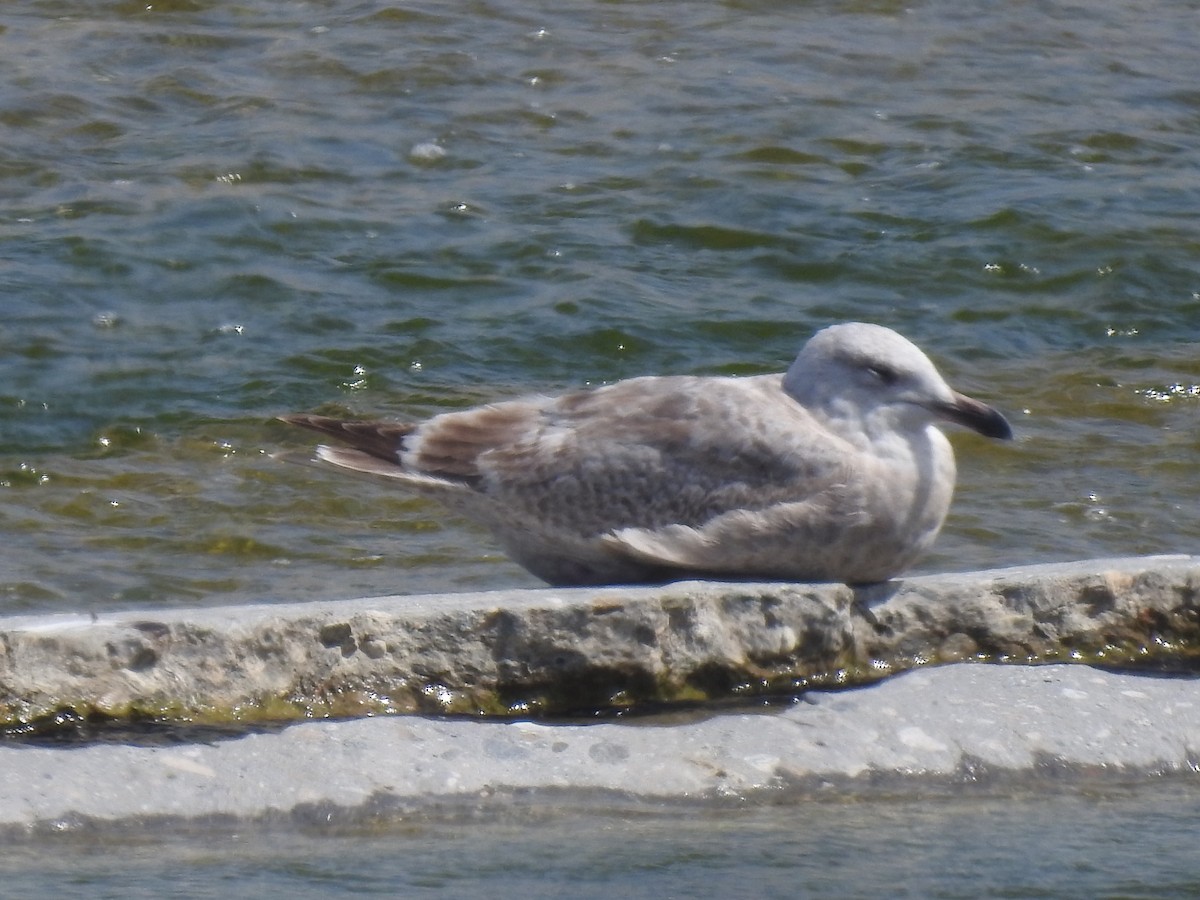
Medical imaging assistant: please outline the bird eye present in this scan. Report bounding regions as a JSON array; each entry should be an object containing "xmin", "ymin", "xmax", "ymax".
[{"xmin": 866, "ymin": 364, "xmax": 899, "ymax": 386}]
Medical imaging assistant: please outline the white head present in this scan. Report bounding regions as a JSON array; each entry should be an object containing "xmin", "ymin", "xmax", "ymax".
[{"xmin": 782, "ymin": 322, "xmax": 1012, "ymax": 446}]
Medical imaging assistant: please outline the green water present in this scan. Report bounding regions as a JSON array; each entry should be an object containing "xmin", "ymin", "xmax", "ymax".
[
  {"xmin": 2, "ymin": 0, "xmax": 1200, "ymax": 892},
  {"xmin": 3, "ymin": 0, "xmax": 1198, "ymax": 611},
  {"xmin": 3, "ymin": 781, "xmax": 1200, "ymax": 898}
]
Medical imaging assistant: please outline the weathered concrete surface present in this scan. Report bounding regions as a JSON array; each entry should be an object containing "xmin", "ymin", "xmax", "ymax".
[
  {"xmin": 1, "ymin": 555, "xmax": 1198, "ymax": 727},
  {"xmin": 2, "ymin": 663, "xmax": 1198, "ymax": 833}
]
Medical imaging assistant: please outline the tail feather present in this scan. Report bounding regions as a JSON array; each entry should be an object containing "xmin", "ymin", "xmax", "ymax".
[
  {"xmin": 313, "ymin": 445, "xmax": 409, "ymax": 477},
  {"xmin": 277, "ymin": 414, "xmax": 413, "ymax": 464}
]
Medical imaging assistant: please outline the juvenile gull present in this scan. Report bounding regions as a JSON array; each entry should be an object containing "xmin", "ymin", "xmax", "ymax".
[{"xmin": 280, "ymin": 322, "xmax": 1012, "ymax": 586}]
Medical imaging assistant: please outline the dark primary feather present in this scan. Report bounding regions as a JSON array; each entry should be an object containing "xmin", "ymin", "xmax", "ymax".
[{"xmin": 277, "ymin": 414, "xmax": 412, "ymax": 464}]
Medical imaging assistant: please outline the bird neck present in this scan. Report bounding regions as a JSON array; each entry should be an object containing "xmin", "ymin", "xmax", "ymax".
[{"xmin": 814, "ymin": 397, "xmax": 931, "ymax": 456}]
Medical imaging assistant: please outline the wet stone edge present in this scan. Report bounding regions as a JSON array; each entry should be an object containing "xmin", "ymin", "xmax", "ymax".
[{"xmin": 0, "ymin": 555, "xmax": 1198, "ymax": 739}]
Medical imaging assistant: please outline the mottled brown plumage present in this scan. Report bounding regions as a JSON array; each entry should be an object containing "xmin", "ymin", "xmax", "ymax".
[{"xmin": 280, "ymin": 323, "xmax": 1011, "ymax": 586}]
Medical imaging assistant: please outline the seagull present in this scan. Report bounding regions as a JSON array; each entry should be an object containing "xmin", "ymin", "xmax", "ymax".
[{"xmin": 279, "ymin": 322, "xmax": 1012, "ymax": 586}]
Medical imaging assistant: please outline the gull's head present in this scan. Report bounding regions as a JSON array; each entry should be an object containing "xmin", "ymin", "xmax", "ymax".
[{"xmin": 783, "ymin": 322, "xmax": 1013, "ymax": 444}]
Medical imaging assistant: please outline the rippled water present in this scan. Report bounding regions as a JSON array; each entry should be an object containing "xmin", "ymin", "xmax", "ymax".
[
  {"xmin": 5, "ymin": 781, "xmax": 1200, "ymax": 898},
  {"xmin": 3, "ymin": 0, "xmax": 1199, "ymax": 611},
  {"xmin": 2, "ymin": 0, "xmax": 1199, "ymax": 891}
]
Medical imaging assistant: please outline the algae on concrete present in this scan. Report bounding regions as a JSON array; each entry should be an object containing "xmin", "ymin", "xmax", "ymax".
[{"xmin": 1, "ymin": 555, "xmax": 1198, "ymax": 730}]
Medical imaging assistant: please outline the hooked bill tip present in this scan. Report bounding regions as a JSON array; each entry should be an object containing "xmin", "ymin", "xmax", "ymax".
[{"xmin": 938, "ymin": 392, "xmax": 1014, "ymax": 440}]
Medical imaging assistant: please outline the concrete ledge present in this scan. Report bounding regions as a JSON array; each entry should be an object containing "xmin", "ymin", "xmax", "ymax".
[
  {"xmin": 3, "ymin": 663, "xmax": 1199, "ymax": 833},
  {"xmin": 1, "ymin": 555, "xmax": 1198, "ymax": 727}
]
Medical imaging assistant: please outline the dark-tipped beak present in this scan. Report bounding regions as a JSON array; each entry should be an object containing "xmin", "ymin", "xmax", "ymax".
[{"xmin": 934, "ymin": 391, "xmax": 1014, "ymax": 440}]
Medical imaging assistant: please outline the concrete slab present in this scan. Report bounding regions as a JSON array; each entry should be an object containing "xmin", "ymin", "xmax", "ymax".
[
  {"xmin": 1, "ymin": 555, "xmax": 1198, "ymax": 725},
  {"xmin": 2, "ymin": 663, "xmax": 1197, "ymax": 834}
]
